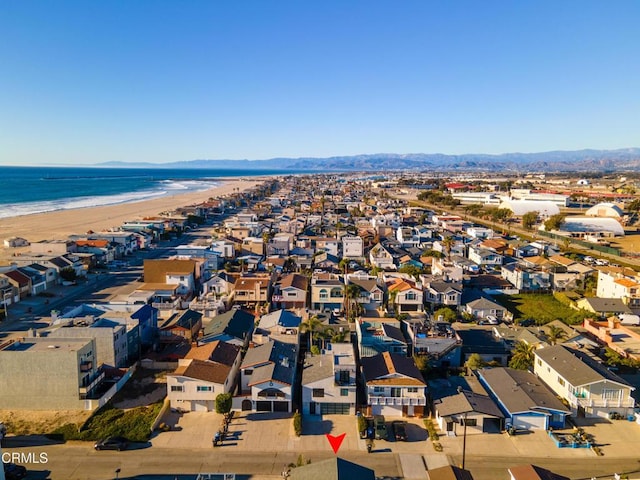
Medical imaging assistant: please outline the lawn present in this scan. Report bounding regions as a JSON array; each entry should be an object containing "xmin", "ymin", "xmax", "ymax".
[{"xmin": 496, "ymin": 293, "xmax": 591, "ymax": 325}]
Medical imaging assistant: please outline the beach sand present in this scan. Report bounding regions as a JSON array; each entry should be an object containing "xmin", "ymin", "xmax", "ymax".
[{"xmin": 0, "ymin": 178, "xmax": 263, "ymax": 263}]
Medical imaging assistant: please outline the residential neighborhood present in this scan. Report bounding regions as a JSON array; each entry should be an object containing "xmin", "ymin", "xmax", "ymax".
[{"xmin": 3, "ymin": 172, "xmax": 640, "ymax": 480}]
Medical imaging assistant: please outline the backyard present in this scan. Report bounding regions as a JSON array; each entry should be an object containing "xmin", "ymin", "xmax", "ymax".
[{"xmin": 496, "ymin": 293, "xmax": 591, "ymax": 325}]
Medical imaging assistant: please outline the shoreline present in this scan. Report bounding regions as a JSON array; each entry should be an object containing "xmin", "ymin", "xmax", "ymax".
[{"xmin": 0, "ymin": 178, "xmax": 263, "ymax": 262}]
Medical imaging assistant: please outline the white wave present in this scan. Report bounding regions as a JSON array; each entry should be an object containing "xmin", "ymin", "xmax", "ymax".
[{"xmin": 0, "ymin": 180, "xmax": 220, "ymax": 219}]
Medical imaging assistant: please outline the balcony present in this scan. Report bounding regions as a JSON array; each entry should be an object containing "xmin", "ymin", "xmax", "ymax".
[
  {"xmin": 79, "ymin": 371, "xmax": 105, "ymax": 398},
  {"xmin": 574, "ymin": 396, "xmax": 635, "ymax": 409},
  {"xmin": 369, "ymin": 396, "xmax": 426, "ymax": 406}
]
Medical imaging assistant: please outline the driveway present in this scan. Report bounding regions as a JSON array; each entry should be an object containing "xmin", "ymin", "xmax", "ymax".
[{"xmin": 151, "ymin": 411, "xmax": 224, "ymax": 449}]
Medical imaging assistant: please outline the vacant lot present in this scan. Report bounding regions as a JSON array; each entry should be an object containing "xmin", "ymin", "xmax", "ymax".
[
  {"xmin": 496, "ymin": 293, "xmax": 590, "ymax": 325},
  {"xmin": 0, "ymin": 409, "xmax": 91, "ymax": 436}
]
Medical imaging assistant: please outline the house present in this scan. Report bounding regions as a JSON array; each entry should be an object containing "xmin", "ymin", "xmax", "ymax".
[
  {"xmin": 501, "ymin": 263, "xmax": 551, "ymax": 292},
  {"xmin": 0, "ymin": 337, "xmax": 106, "ymax": 410},
  {"xmin": 433, "ymin": 389, "xmax": 504, "ymax": 435},
  {"xmin": 582, "ymin": 317, "xmax": 640, "ymax": 361},
  {"xmin": 201, "ymin": 308, "xmax": 255, "ymax": 347},
  {"xmin": 427, "ymin": 466, "xmax": 475, "ymax": 480},
  {"xmin": 238, "ymin": 339, "xmax": 297, "ymax": 412},
  {"xmin": 232, "ymin": 275, "xmax": 272, "ymax": 308},
  {"xmin": 468, "ymin": 246, "xmax": 503, "ymax": 267},
  {"xmin": 158, "ymin": 309, "xmax": 203, "ymax": 344},
  {"xmin": 143, "ymin": 259, "xmax": 199, "ymax": 297},
  {"xmin": 202, "ymin": 271, "xmax": 236, "ymax": 296},
  {"xmin": 1, "ymin": 269, "xmax": 31, "ymax": 299},
  {"xmin": 254, "ymin": 309, "xmax": 301, "ymax": 345},
  {"xmin": 310, "ymin": 273, "xmax": 344, "ymax": 312},
  {"xmin": 463, "ymin": 297, "xmax": 508, "ymax": 320},
  {"xmin": 596, "ymin": 268, "xmax": 640, "ymax": 309},
  {"xmin": 342, "ymin": 235, "xmax": 364, "ymax": 258},
  {"xmin": 369, "ymin": 243, "xmax": 395, "ymax": 270},
  {"xmin": 356, "ymin": 317, "xmax": 409, "ymax": 358},
  {"xmin": 387, "ymin": 277, "xmax": 424, "ymax": 313},
  {"xmin": 272, "ymin": 273, "xmax": 308, "ymax": 310},
  {"xmin": 167, "ymin": 340, "xmax": 242, "ymax": 412},
  {"xmin": 289, "ymin": 457, "xmax": 375, "ymax": 480},
  {"xmin": 508, "ymin": 465, "xmax": 569, "ymax": 480},
  {"xmin": 402, "ymin": 318, "xmax": 461, "ymax": 366},
  {"xmin": 478, "ymin": 367, "xmax": 571, "ymax": 430},
  {"xmin": 346, "ymin": 275, "xmax": 384, "ymax": 312},
  {"xmin": 361, "ymin": 351, "xmax": 427, "ymax": 417},
  {"xmin": 457, "ymin": 328, "xmax": 511, "ymax": 367},
  {"xmin": 534, "ymin": 344, "xmax": 635, "ymax": 418},
  {"xmin": 575, "ymin": 297, "xmax": 633, "ymax": 318},
  {"xmin": 3, "ymin": 237, "xmax": 29, "ymax": 248},
  {"xmin": 16, "ymin": 265, "xmax": 50, "ymax": 294},
  {"xmin": 301, "ymin": 343, "xmax": 357, "ymax": 415},
  {"xmin": 47, "ymin": 317, "xmax": 129, "ymax": 368},
  {"xmin": 424, "ymin": 279, "xmax": 462, "ymax": 309}
]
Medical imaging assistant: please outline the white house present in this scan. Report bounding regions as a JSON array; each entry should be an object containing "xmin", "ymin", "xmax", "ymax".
[
  {"xmin": 302, "ymin": 343, "xmax": 357, "ymax": 415},
  {"xmin": 342, "ymin": 235, "xmax": 364, "ymax": 258},
  {"xmin": 167, "ymin": 340, "xmax": 242, "ymax": 412},
  {"xmin": 361, "ymin": 351, "xmax": 427, "ymax": 417},
  {"xmin": 534, "ymin": 345, "xmax": 635, "ymax": 418}
]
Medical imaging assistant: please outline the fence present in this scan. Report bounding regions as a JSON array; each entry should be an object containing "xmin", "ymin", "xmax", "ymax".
[
  {"xmin": 83, "ymin": 363, "xmax": 138, "ymax": 411},
  {"xmin": 537, "ymin": 230, "xmax": 622, "ymax": 256}
]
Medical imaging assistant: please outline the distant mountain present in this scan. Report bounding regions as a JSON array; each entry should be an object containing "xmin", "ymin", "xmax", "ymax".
[{"xmin": 98, "ymin": 148, "xmax": 640, "ymax": 172}]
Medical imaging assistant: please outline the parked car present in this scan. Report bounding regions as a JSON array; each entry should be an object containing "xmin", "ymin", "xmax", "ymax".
[
  {"xmin": 373, "ymin": 415, "xmax": 388, "ymax": 440},
  {"xmin": 3, "ymin": 462, "xmax": 27, "ymax": 480},
  {"xmin": 392, "ymin": 420, "xmax": 408, "ymax": 441},
  {"xmin": 94, "ymin": 436, "xmax": 129, "ymax": 451}
]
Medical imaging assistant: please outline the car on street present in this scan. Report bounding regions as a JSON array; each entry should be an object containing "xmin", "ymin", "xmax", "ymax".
[
  {"xmin": 3, "ymin": 462, "xmax": 27, "ymax": 480},
  {"xmin": 392, "ymin": 420, "xmax": 408, "ymax": 441},
  {"xmin": 373, "ymin": 415, "xmax": 388, "ymax": 440},
  {"xmin": 94, "ymin": 436, "xmax": 129, "ymax": 451}
]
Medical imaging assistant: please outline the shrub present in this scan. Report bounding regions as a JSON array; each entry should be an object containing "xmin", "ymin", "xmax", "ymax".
[
  {"xmin": 293, "ymin": 412, "xmax": 302, "ymax": 437},
  {"xmin": 215, "ymin": 393, "xmax": 232, "ymax": 414},
  {"xmin": 357, "ymin": 415, "xmax": 368, "ymax": 434},
  {"xmin": 423, "ymin": 418, "xmax": 439, "ymax": 441}
]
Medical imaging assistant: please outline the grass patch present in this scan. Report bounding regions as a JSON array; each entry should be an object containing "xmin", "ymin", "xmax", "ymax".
[
  {"xmin": 47, "ymin": 401, "xmax": 162, "ymax": 442},
  {"xmin": 496, "ymin": 293, "xmax": 591, "ymax": 325}
]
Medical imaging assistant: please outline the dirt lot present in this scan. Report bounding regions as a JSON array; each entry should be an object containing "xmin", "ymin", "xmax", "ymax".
[{"xmin": 0, "ymin": 409, "xmax": 91, "ymax": 435}]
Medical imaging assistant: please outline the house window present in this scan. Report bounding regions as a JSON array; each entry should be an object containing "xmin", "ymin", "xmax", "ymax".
[
  {"xmin": 390, "ymin": 388, "xmax": 401, "ymax": 397},
  {"xmin": 340, "ymin": 388, "xmax": 349, "ymax": 397},
  {"xmin": 603, "ymin": 389, "xmax": 619, "ymax": 400},
  {"xmin": 245, "ymin": 369, "xmax": 253, "ymax": 375},
  {"xmin": 197, "ymin": 386, "xmax": 212, "ymax": 392},
  {"xmin": 180, "ymin": 276, "xmax": 185, "ymax": 281},
  {"xmin": 287, "ymin": 292, "xmax": 297, "ymax": 297},
  {"xmin": 406, "ymin": 292, "xmax": 416, "ymax": 300},
  {"xmin": 537, "ymin": 359, "xmax": 542, "ymax": 366},
  {"xmin": 407, "ymin": 387, "xmax": 418, "ymax": 393},
  {"xmin": 461, "ymin": 418, "xmax": 477, "ymax": 427},
  {"xmin": 338, "ymin": 370, "xmax": 350, "ymax": 384},
  {"xmin": 319, "ymin": 289, "xmax": 328, "ymax": 300},
  {"xmin": 312, "ymin": 388, "xmax": 325, "ymax": 398},
  {"xmin": 447, "ymin": 295, "xmax": 456, "ymax": 301},
  {"xmin": 373, "ymin": 386, "xmax": 384, "ymax": 394},
  {"xmin": 557, "ymin": 377, "xmax": 565, "ymax": 387},
  {"xmin": 170, "ymin": 386, "xmax": 184, "ymax": 392}
]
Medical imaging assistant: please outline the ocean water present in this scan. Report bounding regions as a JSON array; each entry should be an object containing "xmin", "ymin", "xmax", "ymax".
[{"xmin": 0, "ymin": 166, "xmax": 304, "ymax": 219}]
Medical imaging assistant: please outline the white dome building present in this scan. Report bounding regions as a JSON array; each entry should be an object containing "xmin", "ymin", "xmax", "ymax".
[
  {"xmin": 498, "ymin": 200, "xmax": 560, "ymax": 218},
  {"xmin": 585, "ymin": 202, "xmax": 624, "ymax": 218}
]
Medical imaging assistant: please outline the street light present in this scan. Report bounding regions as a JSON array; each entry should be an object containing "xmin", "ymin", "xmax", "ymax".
[
  {"xmin": 2, "ymin": 291, "xmax": 10, "ymax": 320},
  {"xmin": 114, "ymin": 468, "xmax": 121, "ymax": 480}
]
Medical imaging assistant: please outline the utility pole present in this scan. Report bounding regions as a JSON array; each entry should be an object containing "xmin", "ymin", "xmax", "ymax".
[{"xmin": 461, "ymin": 411, "xmax": 468, "ymax": 470}]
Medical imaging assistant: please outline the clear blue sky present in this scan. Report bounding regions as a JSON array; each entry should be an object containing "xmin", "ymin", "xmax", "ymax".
[{"xmin": 1, "ymin": 1, "xmax": 639, "ymax": 165}]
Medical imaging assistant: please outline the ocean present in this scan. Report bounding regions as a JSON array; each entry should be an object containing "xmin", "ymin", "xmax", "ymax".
[{"xmin": 0, "ymin": 166, "xmax": 308, "ymax": 219}]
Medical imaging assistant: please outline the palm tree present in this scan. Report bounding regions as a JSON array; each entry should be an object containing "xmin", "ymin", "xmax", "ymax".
[
  {"xmin": 508, "ymin": 341, "xmax": 536, "ymax": 370},
  {"xmin": 441, "ymin": 236, "xmax": 455, "ymax": 260},
  {"xmin": 300, "ymin": 315, "xmax": 322, "ymax": 352},
  {"xmin": 545, "ymin": 324, "xmax": 567, "ymax": 345},
  {"xmin": 344, "ymin": 283, "xmax": 361, "ymax": 321}
]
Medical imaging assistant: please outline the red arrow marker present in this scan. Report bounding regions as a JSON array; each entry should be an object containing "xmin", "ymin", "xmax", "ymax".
[{"xmin": 326, "ymin": 433, "xmax": 346, "ymax": 454}]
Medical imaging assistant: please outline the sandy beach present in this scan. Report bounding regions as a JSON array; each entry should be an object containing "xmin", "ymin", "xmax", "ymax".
[{"xmin": 0, "ymin": 178, "xmax": 263, "ymax": 262}]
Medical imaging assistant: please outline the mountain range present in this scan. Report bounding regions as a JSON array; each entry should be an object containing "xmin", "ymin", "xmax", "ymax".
[{"xmin": 99, "ymin": 148, "xmax": 640, "ymax": 173}]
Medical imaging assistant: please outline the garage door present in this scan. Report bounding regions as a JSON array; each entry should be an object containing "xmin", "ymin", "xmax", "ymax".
[
  {"xmin": 256, "ymin": 401, "xmax": 272, "ymax": 412},
  {"xmin": 193, "ymin": 400, "xmax": 209, "ymax": 412},
  {"xmin": 511, "ymin": 414, "xmax": 546, "ymax": 430},
  {"xmin": 320, "ymin": 403, "xmax": 351, "ymax": 415},
  {"xmin": 372, "ymin": 405, "xmax": 403, "ymax": 417},
  {"xmin": 273, "ymin": 401, "xmax": 290, "ymax": 412}
]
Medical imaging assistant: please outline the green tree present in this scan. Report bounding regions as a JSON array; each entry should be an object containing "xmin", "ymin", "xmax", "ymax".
[
  {"xmin": 398, "ymin": 264, "xmax": 423, "ymax": 280},
  {"xmin": 521, "ymin": 211, "xmax": 539, "ymax": 230},
  {"xmin": 544, "ymin": 214, "xmax": 566, "ymax": 231},
  {"xmin": 215, "ymin": 393, "xmax": 232, "ymax": 414},
  {"xmin": 465, "ymin": 353, "xmax": 486, "ymax": 371},
  {"xmin": 627, "ymin": 199, "xmax": 640, "ymax": 213},
  {"xmin": 433, "ymin": 307, "xmax": 457, "ymax": 323},
  {"xmin": 59, "ymin": 267, "xmax": 78, "ymax": 282},
  {"xmin": 421, "ymin": 249, "xmax": 444, "ymax": 259},
  {"xmin": 508, "ymin": 341, "xmax": 536, "ymax": 370}
]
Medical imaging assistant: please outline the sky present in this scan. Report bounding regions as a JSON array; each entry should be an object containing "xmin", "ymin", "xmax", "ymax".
[{"xmin": 1, "ymin": 1, "xmax": 639, "ymax": 166}]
